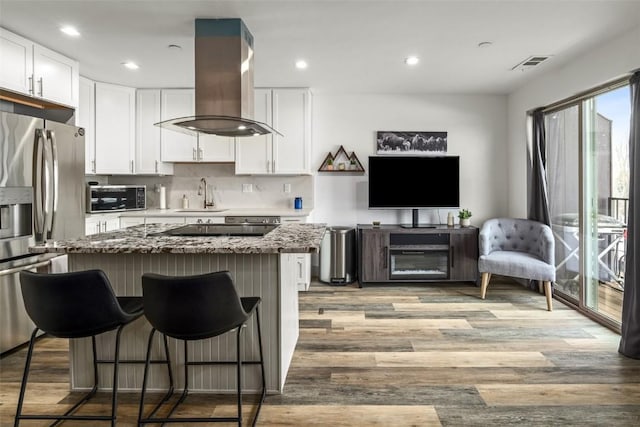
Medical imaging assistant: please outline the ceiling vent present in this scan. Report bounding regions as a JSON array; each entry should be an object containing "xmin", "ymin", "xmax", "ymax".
[{"xmin": 511, "ymin": 55, "xmax": 551, "ymax": 71}]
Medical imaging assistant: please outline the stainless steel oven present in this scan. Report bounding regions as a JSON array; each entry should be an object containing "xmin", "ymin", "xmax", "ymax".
[{"xmin": 87, "ymin": 185, "xmax": 146, "ymax": 213}]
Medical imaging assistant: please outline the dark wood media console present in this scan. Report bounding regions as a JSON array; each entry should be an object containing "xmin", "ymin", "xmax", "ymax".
[{"xmin": 357, "ymin": 224, "xmax": 478, "ymax": 285}]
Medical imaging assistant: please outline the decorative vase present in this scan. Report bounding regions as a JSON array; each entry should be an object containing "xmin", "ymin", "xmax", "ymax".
[{"xmin": 460, "ymin": 218, "xmax": 471, "ymax": 227}]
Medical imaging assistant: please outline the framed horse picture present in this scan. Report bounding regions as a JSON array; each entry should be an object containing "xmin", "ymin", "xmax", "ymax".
[{"xmin": 376, "ymin": 131, "xmax": 447, "ymax": 155}]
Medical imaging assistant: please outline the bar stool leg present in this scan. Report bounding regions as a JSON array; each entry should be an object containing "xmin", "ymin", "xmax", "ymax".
[
  {"xmin": 14, "ymin": 329, "xmax": 39, "ymax": 427},
  {"xmin": 252, "ymin": 306, "xmax": 266, "ymax": 427},
  {"xmin": 110, "ymin": 324, "xmax": 126, "ymax": 427},
  {"xmin": 237, "ymin": 325, "xmax": 244, "ymax": 427}
]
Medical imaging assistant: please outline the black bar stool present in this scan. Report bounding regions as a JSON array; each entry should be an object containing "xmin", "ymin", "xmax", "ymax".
[
  {"xmin": 138, "ymin": 271, "xmax": 266, "ymax": 426},
  {"xmin": 14, "ymin": 269, "xmax": 171, "ymax": 427}
]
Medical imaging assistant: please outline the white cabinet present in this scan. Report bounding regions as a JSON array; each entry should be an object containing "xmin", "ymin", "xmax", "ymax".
[
  {"xmin": 136, "ymin": 89, "xmax": 174, "ymax": 175},
  {"xmin": 0, "ymin": 27, "xmax": 78, "ymax": 107},
  {"xmin": 78, "ymin": 76, "xmax": 96, "ymax": 174},
  {"xmin": 120, "ymin": 217, "xmax": 145, "ymax": 228},
  {"xmin": 85, "ymin": 214, "xmax": 121, "ymax": 236},
  {"xmin": 281, "ymin": 215, "xmax": 312, "ymax": 290},
  {"xmin": 278, "ymin": 253, "xmax": 301, "ymax": 383},
  {"xmin": 144, "ymin": 216, "xmax": 185, "ymax": 225},
  {"xmin": 235, "ymin": 88, "xmax": 311, "ymax": 175},
  {"xmin": 0, "ymin": 28, "xmax": 33, "ymax": 95},
  {"xmin": 280, "ymin": 216, "xmax": 308, "ymax": 224},
  {"xmin": 94, "ymin": 82, "xmax": 136, "ymax": 174},
  {"xmin": 185, "ymin": 216, "xmax": 225, "ymax": 224},
  {"xmin": 160, "ymin": 89, "xmax": 235, "ymax": 162}
]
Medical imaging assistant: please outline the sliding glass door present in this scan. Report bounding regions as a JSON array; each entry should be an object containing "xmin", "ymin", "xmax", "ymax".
[{"xmin": 545, "ymin": 84, "xmax": 630, "ymax": 327}]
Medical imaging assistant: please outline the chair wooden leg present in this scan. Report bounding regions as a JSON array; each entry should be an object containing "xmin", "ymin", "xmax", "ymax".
[
  {"xmin": 480, "ymin": 272, "xmax": 491, "ymax": 299},
  {"xmin": 538, "ymin": 280, "xmax": 543, "ymax": 294},
  {"xmin": 543, "ymin": 281, "xmax": 553, "ymax": 311}
]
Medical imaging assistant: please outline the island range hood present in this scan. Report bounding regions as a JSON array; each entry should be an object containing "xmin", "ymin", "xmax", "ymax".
[{"xmin": 156, "ymin": 18, "xmax": 280, "ymax": 137}]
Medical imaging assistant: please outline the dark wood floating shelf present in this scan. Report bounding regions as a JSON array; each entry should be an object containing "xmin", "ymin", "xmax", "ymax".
[{"xmin": 318, "ymin": 145, "xmax": 365, "ymax": 172}]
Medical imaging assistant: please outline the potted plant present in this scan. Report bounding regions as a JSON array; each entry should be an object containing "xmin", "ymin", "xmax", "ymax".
[
  {"xmin": 458, "ymin": 209, "xmax": 472, "ymax": 227},
  {"xmin": 326, "ymin": 157, "xmax": 334, "ymax": 170},
  {"xmin": 350, "ymin": 158, "xmax": 357, "ymax": 170}
]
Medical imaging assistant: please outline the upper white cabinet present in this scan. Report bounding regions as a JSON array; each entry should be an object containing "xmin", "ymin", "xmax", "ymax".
[
  {"xmin": 94, "ymin": 82, "xmax": 136, "ymax": 174},
  {"xmin": 136, "ymin": 89, "xmax": 173, "ymax": 175},
  {"xmin": 160, "ymin": 89, "xmax": 235, "ymax": 163},
  {"xmin": 0, "ymin": 27, "xmax": 79, "ymax": 107},
  {"xmin": 78, "ymin": 76, "xmax": 96, "ymax": 174},
  {"xmin": 235, "ymin": 88, "xmax": 311, "ymax": 175}
]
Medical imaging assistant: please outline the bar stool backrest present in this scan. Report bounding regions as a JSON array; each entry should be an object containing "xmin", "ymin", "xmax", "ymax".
[
  {"xmin": 19, "ymin": 269, "xmax": 133, "ymax": 338},
  {"xmin": 142, "ymin": 271, "xmax": 249, "ymax": 340}
]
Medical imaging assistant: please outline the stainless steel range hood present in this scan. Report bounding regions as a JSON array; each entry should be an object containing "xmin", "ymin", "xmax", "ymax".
[{"xmin": 156, "ymin": 19, "xmax": 280, "ymax": 137}]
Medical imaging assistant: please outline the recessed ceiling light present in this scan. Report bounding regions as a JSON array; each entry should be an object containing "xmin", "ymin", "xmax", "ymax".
[
  {"xmin": 60, "ymin": 26, "xmax": 80, "ymax": 37},
  {"xmin": 122, "ymin": 61, "xmax": 139, "ymax": 70},
  {"xmin": 295, "ymin": 60, "xmax": 308, "ymax": 69},
  {"xmin": 404, "ymin": 56, "xmax": 419, "ymax": 66},
  {"xmin": 478, "ymin": 41, "xmax": 493, "ymax": 48},
  {"xmin": 238, "ymin": 125, "xmax": 247, "ymax": 130},
  {"xmin": 253, "ymin": 132, "xmax": 260, "ymax": 136}
]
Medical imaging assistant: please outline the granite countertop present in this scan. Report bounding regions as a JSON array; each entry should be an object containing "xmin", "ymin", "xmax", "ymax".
[{"xmin": 30, "ymin": 223, "xmax": 327, "ymax": 255}]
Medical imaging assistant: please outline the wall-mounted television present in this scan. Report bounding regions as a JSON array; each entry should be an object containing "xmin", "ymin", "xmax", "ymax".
[{"xmin": 368, "ymin": 156, "xmax": 460, "ymax": 226}]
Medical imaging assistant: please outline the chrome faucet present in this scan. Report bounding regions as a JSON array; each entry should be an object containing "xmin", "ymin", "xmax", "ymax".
[{"xmin": 198, "ymin": 178, "xmax": 214, "ymax": 209}]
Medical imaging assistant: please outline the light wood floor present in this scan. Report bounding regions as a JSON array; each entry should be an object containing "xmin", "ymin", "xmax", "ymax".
[{"xmin": 2, "ymin": 276, "xmax": 640, "ymax": 426}]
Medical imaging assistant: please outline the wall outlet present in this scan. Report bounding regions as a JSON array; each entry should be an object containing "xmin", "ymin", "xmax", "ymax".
[
  {"xmin": 283, "ymin": 183, "xmax": 291, "ymax": 193},
  {"xmin": 242, "ymin": 183, "xmax": 252, "ymax": 193}
]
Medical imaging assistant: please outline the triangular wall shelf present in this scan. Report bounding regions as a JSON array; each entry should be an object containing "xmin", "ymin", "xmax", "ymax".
[{"xmin": 318, "ymin": 145, "xmax": 365, "ymax": 172}]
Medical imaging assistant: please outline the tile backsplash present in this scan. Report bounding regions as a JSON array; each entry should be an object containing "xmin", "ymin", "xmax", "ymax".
[{"xmin": 106, "ymin": 164, "xmax": 314, "ymax": 210}]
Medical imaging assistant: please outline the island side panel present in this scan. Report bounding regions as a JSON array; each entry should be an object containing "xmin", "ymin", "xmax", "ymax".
[{"xmin": 68, "ymin": 252, "xmax": 282, "ymax": 393}]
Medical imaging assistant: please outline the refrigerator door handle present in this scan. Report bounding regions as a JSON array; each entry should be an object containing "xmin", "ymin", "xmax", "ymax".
[
  {"xmin": 46, "ymin": 130, "xmax": 59, "ymax": 240},
  {"xmin": 0, "ymin": 259, "xmax": 51, "ymax": 277},
  {"xmin": 32, "ymin": 129, "xmax": 46, "ymax": 241}
]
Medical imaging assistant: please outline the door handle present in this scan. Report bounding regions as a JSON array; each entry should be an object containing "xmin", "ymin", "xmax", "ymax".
[
  {"xmin": 46, "ymin": 130, "xmax": 59, "ymax": 240},
  {"xmin": 192, "ymin": 148, "xmax": 197, "ymax": 161},
  {"xmin": 33, "ymin": 130, "xmax": 46, "ymax": 241},
  {"xmin": 383, "ymin": 247, "xmax": 388, "ymax": 269},
  {"xmin": 0, "ymin": 259, "xmax": 52, "ymax": 277},
  {"xmin": 37, "ymin": 77, "xmax": 43, "ymax": 97},
  {"xmin": 28, "ymin": 75, "xmax": 34, "ymax": 95}
]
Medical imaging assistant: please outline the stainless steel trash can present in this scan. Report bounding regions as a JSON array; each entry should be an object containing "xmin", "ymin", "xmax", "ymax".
[{"xmin": 320, "ymin": 226, "xmax": 356, "ymax": 284}]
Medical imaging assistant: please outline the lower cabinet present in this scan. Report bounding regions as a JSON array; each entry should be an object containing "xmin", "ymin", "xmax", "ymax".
[
  {"xmin": 85, "ymin": 214, "xmax": 121, "ymax": 236},
  {"xmin": 144, "ymin": 216, "xmax": 186, "ymax": 225},
  {"xmin": 119, "ymin": 217, "xmax": 145, "ymax": 228},
  {"xmin": 358, "ymin": 225, "xmax": 478, "ymax": 285},
  {"xmin": 185, "ymin": 216, "xmax": 225, "ymax": 224}
]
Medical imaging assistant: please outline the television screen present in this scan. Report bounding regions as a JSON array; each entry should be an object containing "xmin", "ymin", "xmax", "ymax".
[{"xmin": 368, "ymin": 156, "xmax": 460, "ymax": 208}]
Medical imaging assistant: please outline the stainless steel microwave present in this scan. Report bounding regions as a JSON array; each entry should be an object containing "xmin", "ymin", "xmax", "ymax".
[{"xmin": 87, "ymin": 185, "xmax": 146, "ymax": 213}]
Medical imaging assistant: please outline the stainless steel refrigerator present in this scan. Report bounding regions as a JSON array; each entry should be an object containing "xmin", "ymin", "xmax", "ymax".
[{"xmin": 0, "ymin": 111, "xmax": 85, "ymax": 354}]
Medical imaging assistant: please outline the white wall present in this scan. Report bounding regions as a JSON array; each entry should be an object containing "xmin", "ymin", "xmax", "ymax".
[
  {"xmin": 311, "ymin": 93, "xmax": 508, "ymax": 227},
  {"xmin": 507, "ymin": 26, "xmax": 640, "ymax": 218}
]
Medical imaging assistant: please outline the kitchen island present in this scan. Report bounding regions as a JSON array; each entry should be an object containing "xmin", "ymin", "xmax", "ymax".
[{"xmin": 30, "ymin": 223, "xmax": 326, "ymax": 394}]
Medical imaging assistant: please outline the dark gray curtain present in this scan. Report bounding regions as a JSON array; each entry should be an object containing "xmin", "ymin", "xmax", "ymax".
[
  {"xmin": 619, "ymin": 71, "xmax": 640, "ymax": 359},
  {"xmin": 529, "ymin": 108, "xmax": 551, "ymax": 226}
]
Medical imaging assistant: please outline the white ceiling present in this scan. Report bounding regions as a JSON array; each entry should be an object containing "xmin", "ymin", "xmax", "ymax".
[{"xmin": 1, "ymin": 0, "xmax": 639, "ymax": 94}]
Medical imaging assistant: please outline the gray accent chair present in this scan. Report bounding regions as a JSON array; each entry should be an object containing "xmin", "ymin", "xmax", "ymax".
[{"xmin": 478, "ymin": 218, "xmax": 555, "ymax": 311}]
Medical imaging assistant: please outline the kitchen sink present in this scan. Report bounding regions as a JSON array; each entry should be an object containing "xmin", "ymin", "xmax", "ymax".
[
  {"xmin": 160, "ymin": 223, "xmax": 278, "ymax": 237},
  {"xmin": 174, "ymin": 208, "xmax": 228, "ymax": 213}
]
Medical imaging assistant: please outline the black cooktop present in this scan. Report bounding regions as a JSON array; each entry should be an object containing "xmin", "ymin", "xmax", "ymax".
[{"xmin": 161, "ymin": 223, "xmax": 279, "ymax": 237}]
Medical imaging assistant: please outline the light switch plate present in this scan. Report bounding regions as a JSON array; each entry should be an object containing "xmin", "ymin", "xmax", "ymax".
[
  {"xmin": 242, "ymin": 183, "xmax": 252, "ymax": 193},
  {"xmin": 283, "ymin": 183, "xmax": 291, "ymax": 193}
]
